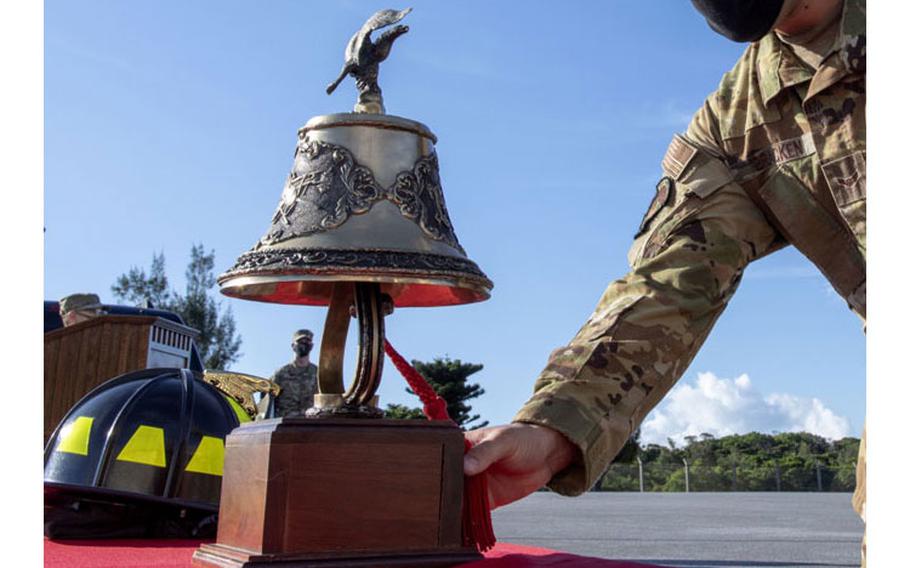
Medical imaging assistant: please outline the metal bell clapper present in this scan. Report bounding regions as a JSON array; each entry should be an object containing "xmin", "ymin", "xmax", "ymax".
[{"xmin": 217, "ymin": 7, "xmax": 492, "ymax": 418}]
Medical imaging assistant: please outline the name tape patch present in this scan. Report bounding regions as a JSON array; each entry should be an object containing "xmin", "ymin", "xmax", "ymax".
[
  {"xmin": 732, "ymin": 133, "xmax": 817, "ymax": 174},
  {"xmin": 662, "ymin": 135, "xmax": 697, "ymax": 180}
]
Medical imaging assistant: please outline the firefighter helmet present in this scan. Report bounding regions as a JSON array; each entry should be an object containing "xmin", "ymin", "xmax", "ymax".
[{"xmin": 44, "ymin": 368, "xmax": 249, "ymax": 538}]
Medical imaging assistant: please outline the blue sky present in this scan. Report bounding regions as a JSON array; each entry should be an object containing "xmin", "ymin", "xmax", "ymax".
[{"xmin": 44, "ymin": 0, "xmax": 865, "ymax": 441}]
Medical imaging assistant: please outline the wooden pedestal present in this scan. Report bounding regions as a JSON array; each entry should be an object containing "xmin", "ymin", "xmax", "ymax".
[
  {"xmin": 44, "ymin": 314, "xmax": 197, "ymax": 443},
  {"xmin": 193, "ymin": 418, "xmax": 481, "ymax": 567}
]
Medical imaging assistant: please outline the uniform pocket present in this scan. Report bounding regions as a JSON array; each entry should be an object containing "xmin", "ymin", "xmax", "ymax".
[{"xmin": 822, "ymin": 151, "xmax": 866, "ymax": 249}]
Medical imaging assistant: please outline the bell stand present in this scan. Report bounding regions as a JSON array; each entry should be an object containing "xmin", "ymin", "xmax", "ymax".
[
  {"xmin": 193, "ymin": 280, "xmax": 479, "ymax": 567},
  {"xmin": 308, "ymin": 281, "xmax": 390, "ymax": 418}
]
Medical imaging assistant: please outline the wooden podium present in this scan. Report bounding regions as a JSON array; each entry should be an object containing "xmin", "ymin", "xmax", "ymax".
[
  {"xmin": 192, "ymin": 418, "xmax": 482, "ymax": 567},
  {"xmin": 44, "ymin": 315, "xmax": 198, "ymax": 442}
]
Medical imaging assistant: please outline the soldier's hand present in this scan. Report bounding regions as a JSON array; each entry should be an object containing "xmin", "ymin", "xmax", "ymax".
[{"xmin": 463, "ymin": 423, "xmax": 578, "ymax": 509}]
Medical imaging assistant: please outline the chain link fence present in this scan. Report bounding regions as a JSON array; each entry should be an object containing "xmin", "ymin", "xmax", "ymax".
[{"xmin": 594, "ymin": 462, "xmax": 857, "ymax": 492}]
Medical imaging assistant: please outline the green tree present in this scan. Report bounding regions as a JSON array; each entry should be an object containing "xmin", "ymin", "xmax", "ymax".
[
  {"xmin": 413, "ymin": 357, "xmax": 487, "ymax": 430},
  {"xmin": 111, "ymin": 252, "xmax": 172, "ymax": 307},
  {"xmin": 384, "ymin": 403, "xmax": 426, "ymax": 421},
  {"xmin": 596, "ymin": 431, "xmax": 860, "ymax": 492},
  {"xmin": 111, "ymin": 244, "xmax": 242, "ymax": 370},
  {"xmin": 383, "ymin": 356, "xmax": 487, "ymax": 430}
]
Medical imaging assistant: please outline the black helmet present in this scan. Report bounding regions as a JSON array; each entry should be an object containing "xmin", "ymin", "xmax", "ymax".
[{"xmin": 44, "ymin": 368, "xmax": 249, "ymax": 538}]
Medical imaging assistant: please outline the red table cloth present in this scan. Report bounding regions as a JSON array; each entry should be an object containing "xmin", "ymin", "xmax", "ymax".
[{"xmin": 44, "ymin": 539, "xmax": 659, "ymax": 567}]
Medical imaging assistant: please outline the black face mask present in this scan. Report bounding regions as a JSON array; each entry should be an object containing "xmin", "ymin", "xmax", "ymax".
[
  {"xmin": 294, "ymin": 343, "xmax": 312, "ymax": 358},
  {"xmin": 691, "ymin": 0, "xmax": 786, "ymax": 42}
]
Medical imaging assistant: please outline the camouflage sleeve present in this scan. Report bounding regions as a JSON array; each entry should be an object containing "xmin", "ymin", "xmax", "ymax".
[{"xmin": 512, "ymin": 109, "xmax": 778, "ymax": 495}]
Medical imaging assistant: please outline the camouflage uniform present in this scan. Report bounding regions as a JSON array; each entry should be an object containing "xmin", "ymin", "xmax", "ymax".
[
  {"xmin": 514, "ymin": 0, "xmax": 866, "ymax": 510},
  {"xmin": 59, "ymin": 293, "xmax": 103, "ymax": 316},
  {"xmin": 270, "ymin": 361, "xmax": 318, "ymax": 417}
]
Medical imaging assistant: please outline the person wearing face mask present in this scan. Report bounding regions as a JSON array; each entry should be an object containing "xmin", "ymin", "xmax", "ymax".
[
  {"xmin": 269, "ymin": 329, "xmax": 319, "ymax": 417},
  {"xmin": 465, "ymin": 0, "xmax": 866, "ymax": 562}
]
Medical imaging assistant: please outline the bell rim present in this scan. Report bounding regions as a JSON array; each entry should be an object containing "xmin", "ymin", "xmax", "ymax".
[
  {"xmin": 219, "ymin": 248, "xmax": 492, "ymax": 286},
  {"xmin": 218, "ymin": 273, "xmax": 491, "ymax": 308},
  {"xmin": 217, "ymin": 248, "xmax": 493, "ymax": 308},
  {"xmin": 219, "ymin": 271, "xmax": 492, "ymax": 291},
  {"xmin": 300, "ymin": 112, "xmax": 437, "ymax": 144}
]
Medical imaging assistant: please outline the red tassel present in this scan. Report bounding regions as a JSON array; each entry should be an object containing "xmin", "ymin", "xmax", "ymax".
[
  {"xmin": 384, "ymin": 340, "xmax": 496, "ymax": 552},
  {"xmin": 462, "ymin": 437, "xmax": 496, "ymax": 552},
  {"xmin": 383, "ymin": 340, "xmax": 450, "ymax": 421}
]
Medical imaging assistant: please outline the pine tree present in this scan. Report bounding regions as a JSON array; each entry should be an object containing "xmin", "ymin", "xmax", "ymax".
[
  {"xmin": 384, "ymin": 356, "xmax": 487, "ymax": 430},
  {"xmin": 111, "ymin": 244, "xmax": 242, "ymax": 370},
  {"xmin": 111, "ymin": 252, "xmax": 172, "ymax": 307},
  {"xmin": 384, "ymin": 403, "xmax": 426, "ymax": 421}
]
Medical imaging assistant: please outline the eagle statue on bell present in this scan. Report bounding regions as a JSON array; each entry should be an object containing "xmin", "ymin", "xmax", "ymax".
[
  {"xmin": 218, "ymin": 7, "xmax": 492, "ymax": 418},
  {"xmin": 326, "ymin": 7, "xmax": 412, "ymax": 114}
]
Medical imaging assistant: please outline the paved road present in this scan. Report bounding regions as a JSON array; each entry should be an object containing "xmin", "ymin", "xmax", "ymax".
[{"xmin": 491, "ymin": 492, "xmax": 863, "ymax": 568}]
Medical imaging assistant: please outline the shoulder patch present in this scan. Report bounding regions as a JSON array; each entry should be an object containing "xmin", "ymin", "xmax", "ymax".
[
  {"xmin": 662, "ymin": 135, "xmax": 697, "ymax": 180},
  {"xmin": 635, "ymin": 177, "xmax": 674, "ymax": 238}
]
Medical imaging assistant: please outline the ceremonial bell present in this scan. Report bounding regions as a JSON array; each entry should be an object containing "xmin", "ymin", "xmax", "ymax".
[
  {"xmin": 194, "ymin": 8, "xmax": 491, "ymax": 567},
  {"xmin": 218, "ymin": 111, "xmax": 492, "ymax": 416}
]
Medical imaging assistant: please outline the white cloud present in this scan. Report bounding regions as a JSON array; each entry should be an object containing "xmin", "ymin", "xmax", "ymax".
[{"xmin": 640, "ymin": 371, "xmax": 851, "ymax": 446}]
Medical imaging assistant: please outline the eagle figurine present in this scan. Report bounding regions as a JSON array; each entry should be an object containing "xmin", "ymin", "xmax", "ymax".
[{"xmin": 326, "ymin": 8, "xmax": 413, "ymax": 114}]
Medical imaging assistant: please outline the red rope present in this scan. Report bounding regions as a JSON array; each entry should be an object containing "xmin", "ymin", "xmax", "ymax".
[{"xmin": 383, "ymin": 340, "xmax": 496, "ymax": 552}]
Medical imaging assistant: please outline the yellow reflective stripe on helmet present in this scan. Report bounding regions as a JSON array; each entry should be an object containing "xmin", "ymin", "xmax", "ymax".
[
  {"xmin": 56, "ymin": 416, "xmax": 94, "ymax": 456},
  {"xmin": 116, "ymin": 425, "xmax": 167, "ymax": 468},
  {"xmin": 184, "ymin": 436, "xmax": 225, "ymax": 476},
  {"xmin": 223, "ymin": 394, "xmax": 251, "ymax": 423}
]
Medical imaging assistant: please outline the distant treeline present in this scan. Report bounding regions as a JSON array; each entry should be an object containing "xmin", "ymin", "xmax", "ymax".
[{"xmin": 593, "ymin": 431, "xmax": 860, "ymax": 492}]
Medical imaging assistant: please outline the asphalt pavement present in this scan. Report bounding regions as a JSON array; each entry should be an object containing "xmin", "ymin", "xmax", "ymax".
[{"xmin": 491, "ymin": 492, "xmax": 863, "ymax": 568}]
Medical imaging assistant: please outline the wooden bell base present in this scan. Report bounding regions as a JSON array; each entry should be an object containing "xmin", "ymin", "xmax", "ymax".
[{"xmin": 192, "ymin": 417, "xmax": 481, "ymax": 568}]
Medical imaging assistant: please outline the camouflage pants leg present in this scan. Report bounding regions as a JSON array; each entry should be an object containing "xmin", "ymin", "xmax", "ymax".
[{"xmin": 852, "ymin": 425, "xmax": 866, "ymax": 567}]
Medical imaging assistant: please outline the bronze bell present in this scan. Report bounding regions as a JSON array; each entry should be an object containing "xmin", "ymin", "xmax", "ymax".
[
  {"xmin": 219, "ymin": 112, "xmax": 491, "ymax": 309},
  {"xmin": 218, "ymin": 9, "xmax": 492, "ymax": 416}
]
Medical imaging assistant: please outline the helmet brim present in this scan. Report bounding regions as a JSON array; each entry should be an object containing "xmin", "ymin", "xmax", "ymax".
[{"xmin": 44, "ymin": 481, "xmax": 219, "ymax": 514}]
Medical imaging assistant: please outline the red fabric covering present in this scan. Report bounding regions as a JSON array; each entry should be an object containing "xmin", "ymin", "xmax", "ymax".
[
  {"xmin": 44, "ymin": 539, "xmax": 202, "ymax": 568},
  {"xmin": 43, "ymin": 539, "xmax": 659, "ymax": 568}
]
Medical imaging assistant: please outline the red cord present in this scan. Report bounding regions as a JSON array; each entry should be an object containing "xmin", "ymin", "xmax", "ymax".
[{"xmin": 384, "ymin": 340, "xmax": 496, "ymax": 552}]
